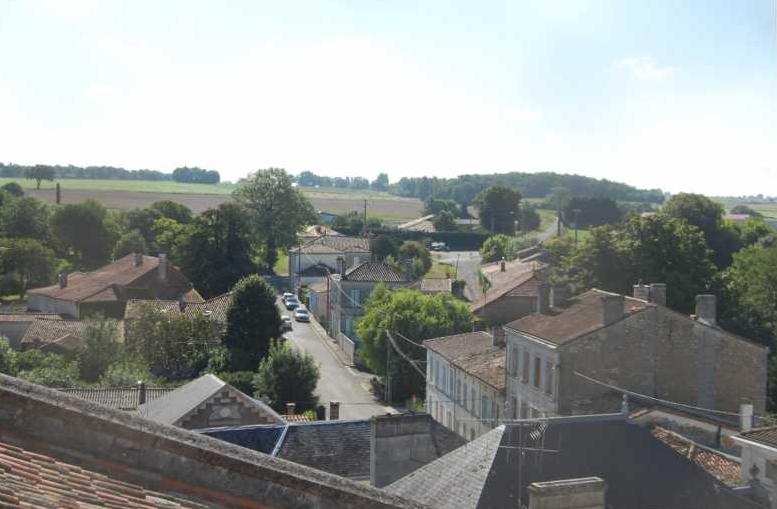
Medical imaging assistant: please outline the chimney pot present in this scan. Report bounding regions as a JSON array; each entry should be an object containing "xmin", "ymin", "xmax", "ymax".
[
  {"xmin": 491, "ymin": 326, "xmax": 505, "ymax": 347},
  {"xmin": 528, "ymin": 477, "xmax": 606, "ymax": 509},
  {"xmin": 695, "ymin": 294, "xmax": 716, "ymax": 325},
  {"xmin": 500, "ymin": 258, "xmax": 506, "ymax": 272},
  {"xmin": 158, "ymin": 253, "xmax": 168, "ymax": 282},
  {"xmin": 649, "ymin": 283, "xmax": 667, "ymax": 306},
  {"xmin": 536, "ymin": 283, "xmax": 551, "ymax": 314},
  {"xmin": 601, "ymin": 293, "xmax": 625, "ymax": 326},
  {"xmin": 740, "ymin": 402, "xmax": 754, "ymax": 432},
  {"xmin": 329, "ymin": 401, "xmax": 340, "ymax": 420}
]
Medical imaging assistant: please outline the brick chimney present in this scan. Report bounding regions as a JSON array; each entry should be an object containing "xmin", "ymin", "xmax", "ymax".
[
  {"xmin": 158, "ymin": 253, "xmax": 168, "ymax": 282},
  {"xmin": 134, "ymin": 252, "xmax": 143, "ymax": 267},
  {"xmin": 329, "ymin": 401, "xmax": 340, "ymax": 420},
  {"xmin": 286, "ymin": 402, "xmax": 296, "ymax": 417},
  {"xmin": 58, "ymin": 273, "xmax": 68, "ymax": 289},
  {"xmin": 137, "ymin": 381, "xmax": 146, "ymax": 405},
  {"xmin": 740, "ymin": 401, "xmax": 754, "ymax": 432},
  {"xmin": 528, "ymin": 477, "xmax": 606, "ymax": 509},
  {"xmin": 551, "ymin": 285, "xmax": 568, "ymax": 307},
  {"xmin": 695, "ymin": 294, "xmax": 716, "ymax": 325},
  {"xmin": 337, "ymin": 257, "xmax": 346, "ymax": 277},
  {"xmin": 500, "ymin": 258, "xmax": 506, "ymax": 272},
  {"xmin": 536, "ymin": 283, "xmax": 551, "ymax": 314},
  {"xmin": 632, "ymin": 283, "xmax": 650, "ymax": 301},
  {"xmin": 491, "ymin": 326, "xmax": 505, "ymax": 347},
  {"xmin": 633, "ymin": 283, "xmax": 666, "ymax": 306},
  {"xmin": 601, "ymin": 292, "xmax": 625, "ymax": 327}
]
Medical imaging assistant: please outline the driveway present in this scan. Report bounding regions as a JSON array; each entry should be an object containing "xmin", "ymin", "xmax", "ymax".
[{"xmin": 278, "ymin": 300, "xmax": 395, "ymax": 420}]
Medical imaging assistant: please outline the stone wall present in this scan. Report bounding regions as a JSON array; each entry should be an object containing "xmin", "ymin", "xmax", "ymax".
[
  {"xmin": 178, "ymin": 387, "xmax": 282, "ymax": 430},
  {"xmin": 0, "ymin": 374, "xmax": 423, "ymax": 509}
]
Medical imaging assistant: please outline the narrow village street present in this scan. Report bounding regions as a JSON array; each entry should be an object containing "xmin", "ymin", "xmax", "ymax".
[{"xmin": 277, "ymin": 299, "xmax": 395, "ymax": 420}]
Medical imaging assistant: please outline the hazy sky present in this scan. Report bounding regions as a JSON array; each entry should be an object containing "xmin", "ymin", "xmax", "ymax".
[{"xmin": 1, "ymin": 0, "xmax": 775, "ymax": 195}]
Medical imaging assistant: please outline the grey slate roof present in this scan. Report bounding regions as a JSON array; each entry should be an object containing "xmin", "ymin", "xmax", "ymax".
[
  {"xmin": 345, "ymin": 262, "xmax": 409, "ymax": 282},
  {"xmin": 137, "ymin": 374, "xmax": 283, "ymax": 426},
  {"xmin": 201, "ymin": 423, "xmax": 287, "ymax": 455},
  {"xmin": 388, "ymin": 414, "xmax": 760, "ymax": 509},
  {"xmin": 277, "ymin": 420, "xmax": 372, "ymax": 479}
]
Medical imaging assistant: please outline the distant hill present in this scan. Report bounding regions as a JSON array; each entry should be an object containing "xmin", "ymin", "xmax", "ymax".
[{"xmin": 391, "ymin": 172, "xmax": 665, "ymax": 204}]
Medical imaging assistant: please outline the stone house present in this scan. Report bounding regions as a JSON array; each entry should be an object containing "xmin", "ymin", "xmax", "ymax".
[
  {"xmin": 288, "ymin": 235, "xmax": 371, "ymax": 290},
  {"xmin": 425, "ymin": 330, "xmax": 506, "ymax": 441},
  {"xmin": 328, "ymin": 261, "xmax": 410, "ymax": 345},
  {"xmin": 504, "ymin": 284, "xmax": 768, "ymax": 420},
  {"xmin": 0, "ymin": 373, "xmax": 423, "ymax": 508},
  {"xmin": 26, "ymin": 253, "xmax": 202, "ymax": 319},
  {"xmin": 137, "ymin": 373, "xmax": 285, "ymax": 430},
  {"xmin": 0, "ymin": 312, "xmax": 62, "ymax": 348},
  {"xmin": 470, "ymin": 258, "xmax": 549, "ymax": 326}
]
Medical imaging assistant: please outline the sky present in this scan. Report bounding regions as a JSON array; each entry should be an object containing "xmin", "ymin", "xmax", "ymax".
[{"xmin": 0, "ymin": 0, "xmax": 775, "ymax": 196}]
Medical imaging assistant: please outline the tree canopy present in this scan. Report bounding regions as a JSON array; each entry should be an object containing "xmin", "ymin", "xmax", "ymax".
[
  {"xmin": 50, "ymin": 200, "xmax": 114, "ymax": 268},
  {"xmin": 563, "ymin": 196, "xmax": 623, "ymax": 228},
  {"xmin": 25, "ymin": 165, "xmax": 55, "ymax": 189},
  {"xmin": 473, "ymin": 185, "xmax": 521, "ymax": 235},
  {"xmin": 357, "ymin": 287, "xmax": 474, "ymax": 402},
  {"xmin": 253, "ymin": 340, "xmax": 320, "ymax": 412}
]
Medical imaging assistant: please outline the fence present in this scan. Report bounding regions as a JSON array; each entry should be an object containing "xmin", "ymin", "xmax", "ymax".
[{"xmin": 338, "ymin": 333, "xmax": 357, "ymax": 365}]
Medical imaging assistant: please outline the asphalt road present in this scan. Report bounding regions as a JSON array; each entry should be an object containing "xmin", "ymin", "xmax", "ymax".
[
  {"xmin": 435, "ymin": 251, "xmax": 482, "ymax": 301},
  {"xmin": 277, "ymin": 300, "xmax": 395, "ymax": 420}
]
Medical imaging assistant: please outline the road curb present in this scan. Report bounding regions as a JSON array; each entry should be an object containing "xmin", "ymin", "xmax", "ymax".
[{"xmin": 308, "ymin": 315, "xmax": 354, "ymax": 368}]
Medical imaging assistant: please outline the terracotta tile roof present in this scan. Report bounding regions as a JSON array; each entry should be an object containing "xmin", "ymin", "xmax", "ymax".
[
  {"xmin": 506, "ymin": 289, "xmax": 649, "ymax": 344},
  {"xmin": 184, "ymin": 292, "xmax": 232, "ymax": 323},
  {"xmin": 421, "ymin": 278, "xmax": 452, "ymax": 294},
  {"xmin": 124, "ymin": 299, "xmax": 182, "ymax": 319},
  {"xmin": 470, "ymin": 271, "xmax": 540, "ymax": 313},
  {"xmin": 0, "ymin": 440, "xmax": 207, "ymax": 508},
  {"xmin": 398, "ymin": 215, "xmax": 436, "ymax": 233},
  {"xmin": 290, "ymin": 235, "xmax": 371, "ymax": 255},
  {"xmin": 0, "ymin": 312, "xmax": 62, "ymax": 322},
  {"xmin": 59, "ymin": 387, "xmax": 176, "ymax": 411},
  {"xmin": 124, "ymin": 293, "xmax": 232, "ymax": 323},
  {"xmin": 20, "ymin": 319, "xmax": 88, "ymax": 351},
  {"xmin": 737, "ymin": 426, "xmax": 777, "ymax": 449},
  {"xmin": 345, "ymin": 262, "xmax": 409, "ymax": 282},
  {"xmin": 301, "ymin": 225, "xmax": 343, "ymax": 237},
  {"xmin": 651, "ymin": 426, "xmax": 744, "ymax": 486},
  {"xmin": 284, "ymin": 413, "xmax": 315, "ymax": 423},
  {"xmin": 424, "ymin": 332, "xmax": 506, "ymax": 391}
]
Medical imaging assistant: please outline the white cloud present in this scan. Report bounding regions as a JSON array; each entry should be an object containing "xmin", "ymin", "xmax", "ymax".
[{"xmin": 616, "ymin": 56, "xmax": 675, "ymax": 81}]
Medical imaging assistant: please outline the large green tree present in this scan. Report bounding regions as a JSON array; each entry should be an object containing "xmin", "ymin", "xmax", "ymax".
[
  {"xmin": 223, "ymin": 275, "xmax": 281, "ymax": 370},
  {"xmin": 0, "ymin": 196, "xmax": 50, "ymax": 241},
  {"xmin": 233, "ymin": 168, "xmax": 317, "ymax": 267},
  {"xmin": 0, "ymin": 238, "xmax": 57, "ymax": 290},
  {"xmin": 253, "ymin": 340, "xmax": 320, "ymax": 412},
  {"xmin": 178, "ymin": 203, "xmax": 257, "ymax": 297},
  {"xmin": 563, "ymin": 196, "xmax": 623, "ymax": 228},
  {"xmin": 50, "ymin": 200, "xmax": 114, "ymax": 267},
  {"xmin": 150, "ymin": 200, "xmax": 193, "ymax": 223},
  {"xmin": 113, "ymin": 230, "xmax": 147, "ymax": 259},
  {"xmin": 357, "ymin": 287, "xmax": 474, "ymax": 402},
  {"xmin": 77, "ymin": 316, "xmax": 120, "ymax": 382},
  {"xmin": 473, "ymin": 185, "xmax": 521, "ymax": 235},
  {"xmin": 25, "ymin": 165, "xmax": 55, "ymax": 189},
  {"xmin": 398, "ymin": 240, "xmax": 432, "ymax": 279}
]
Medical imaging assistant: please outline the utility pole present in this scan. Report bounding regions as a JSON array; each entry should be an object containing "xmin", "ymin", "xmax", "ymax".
[
  {"xmin": 363, "ymin": 199, "xmax": 368, "ymax": 237},
  {"xmin": 296, "ymin": 239, "xmax": 302, "ymax": 294},
  {"xmin": 385, "ymin": 336, "xmax": 392, "ymax": 404}
]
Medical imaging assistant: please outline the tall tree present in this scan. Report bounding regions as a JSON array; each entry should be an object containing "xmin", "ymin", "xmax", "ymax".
[
  {"xmin": 357, "ymin": 287, "xmax": 474, "ymax": 402},
  {"xmin": 433, "ymin": 210, "xmax": 457, "ymax": 232},
  {"xmin": 223, "ymin": 275, "xmax": 281, "ymax": 370},
  {"xmin": 563, "ymin": 196, "xmax": 623, "ymax": 228},
  {"xmin": 78, "ymin": 316, "xmax": 120, "ymax": 382},
  {"xmin": 178, "ymin": 203, "xmax": 257, "ymax": 297},
  {"xmin": 113, "ymin": 230, "xmax": 147, "ymax": 259},
  {"xmin": 25, "ymin": 165, "xmax": 55, "ymax": 189},
  {"xmin": 50, "ymin": 200, "xmax": 114, "ymax": 268},
  {"xmin": 371, "ymin": 172, "xmax": 390, "ymax": 192},
  {"xmin": 0, "ymin": 196, "xmax": 50, "ymax": 241},
  {"xmin": 473, "ymin": 185, "xmax": 521, "ymax": 235},
  {"xmin": 233, "ymin": 168, "xmax": 317, "ymax": 268},
  {"xmin": 398, "ymin": 240, "xmax": 432, "ymax": 279},
  {"xmin": 150, "ymin": 200, "xmax": 193, "ymax": 223},
  {"xmin": 253, "ymin": 340, "xmax": 320, "ymax": 412},
  {"xmin": 0, "ymin": 238, "xmax": 57, "ymax": 290}
]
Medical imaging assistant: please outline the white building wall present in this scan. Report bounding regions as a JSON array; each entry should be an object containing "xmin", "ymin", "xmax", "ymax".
[
  {"xmin": 505, "ymin": 329, "xmax": 559, "ymax": 419},
  {"xmin": 737, "ymin": 441, "xmax": 777, "ymax": 508}
]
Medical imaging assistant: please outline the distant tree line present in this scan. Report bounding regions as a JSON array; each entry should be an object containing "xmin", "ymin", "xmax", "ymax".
[
  {"xmin": 294, "ymin": 171, "xmax": 389, "ymax": 191},
  {"xmin": 0, "ymin": 163, "xmax": 220, "ymax": 184}
]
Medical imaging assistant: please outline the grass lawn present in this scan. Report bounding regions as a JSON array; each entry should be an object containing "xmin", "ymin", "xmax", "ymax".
[
  {"xmin": 274, "ymin": 252, "xmax": 290, "ymax": 276},
  {"xmin": 426, "ymin": 261, "xmax": 455, "ymax": 279}
]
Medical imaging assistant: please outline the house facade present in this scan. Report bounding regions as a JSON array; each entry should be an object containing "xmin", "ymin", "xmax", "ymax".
[
  {"xmin": 26, "ymin": 253, "xmax": 201, "ymax": 319},
  {"xmin": 288, "ymin": 236, "xmax": 371, "ymax": 290},
  {"xmin": 504, "ymin": 284, "xmax": 768, "ymax": 420},
  {"xmin": 327, "ymin": 262, "xmax": 410, "ymax": 344},
  {"xmin": 425, "ymin": 330, "xmax": 506, "ymax": 441},
  {"xmin": 470, "ymin": 259, "xmax": 548, "ymax": 326}
]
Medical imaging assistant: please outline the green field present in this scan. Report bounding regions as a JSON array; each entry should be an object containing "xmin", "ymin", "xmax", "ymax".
[
  {"xmin": 0, "ymin": 177, "xmax": 236, "ymax": 195},
  {"xmin": 715, "ymin": 198, "xmax": 777, "ymax": 219}
]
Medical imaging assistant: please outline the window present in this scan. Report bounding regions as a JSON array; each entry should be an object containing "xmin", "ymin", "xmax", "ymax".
[
  {"xmin": 349, "ymin": 289, "xmax": 360, "ymax": 306},
  {"xmin": 463, "ymin": 382, "xmax": 469, "ymax": 410},
  {"xmin": 471, "ymin": 387, "xmax": 477, "ymax": 415},
  {"xmin": 456, "ymin": 378, "xmax": 461, "ymax": 404},
  {"xmin": 344, "ymin": 318, "xmax": 353, "ymax": 337},
  {"xmin": 510, "ymin": 397, "xmax": 518, "ymax": 419},
  {"xmin": 522, "ymin": 351, "xmax": 530, "ymax": 383},
  {"xmin": 533, "ymin": 356, "xmax": 542, "ymax": 388},
  {"xmin": 545, "ymin": 361, "xmax": 554, "ymax": 396},
  {"xmin": 481, "ymin": 396, "xmax": 488, "ymax": 420},
  {"xmin": 511, "ymin": 348, "xmax": 520, "ymax": 377}
]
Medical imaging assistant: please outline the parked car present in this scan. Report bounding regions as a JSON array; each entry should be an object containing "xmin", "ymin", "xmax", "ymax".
[
  {"xmin": 282, "ymin": 292, "xmax": 295, "ymax": 301},
  {"xmin": 280, "ymin": 315, "xmax": 293, "ymax": 332},
  {"xmin": 294, "ymin": 307, "xmax": 310, "ymax": 322},
  {"xmin": 285, "ymin": 296, "xmax": 300, "ymax": 310},
  {"xmin": 430, "ymin": 242, "xmax": 450, "ymax": 252}
]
